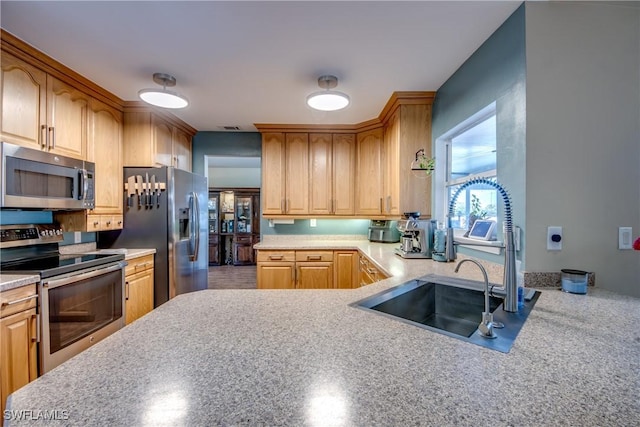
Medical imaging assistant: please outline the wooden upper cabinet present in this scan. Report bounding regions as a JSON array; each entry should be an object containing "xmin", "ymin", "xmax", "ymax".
[
  {"xmin": 172, "ymin": 127, "xmax": 192, "ymax": 172},
  {"xmin": 333, "ymin": 133, "xmax": 356, "ymax": 215},
  {"xmin": 153, "ymin": 115, "xmax": 173, "ymax": 168},
  {"xmin": 284, "ymin": 133, "xmax": 309, "ymax": 215},
  {"xmin": 309, "ymin": 133, "xmax": 356, "ymax": 216},
  {"xmin": 47, "ymin": 75, "xmax": 89, "ymax": 160},
  {"xmin": 87, "ymin": 98, "xmax": 123, "ymax": 215},
  {"xmin": 261, "ymin": 132, "xmax": 286, "ymax": 215},
  {"xmin": 1, "ymin": 51, "xmax": 88, "ymax": 160},
  {"xmin": 383, "ymin": 110, "xmax": 400, "ymax": 216},
  {"xmin": 355, "ymin": 127, "xmax": 384, "ymax": 216},
  {"xmin": 309, "ymin": 133, "xmax": 332, "ymax": 215},
  {"xmin": 256, "ymin": 91, "xmax": 434, "ymax": 219},
  {"xmin": 383, "ymin": 104, "xmax": 432, "ymax": 218},
  {"xmin": 0, "ymin": 51, "xmax": 47, "ymax": 149},
  {"xmin": 123, "ymin": 111, "xmax": 194, "ymax": 171}
]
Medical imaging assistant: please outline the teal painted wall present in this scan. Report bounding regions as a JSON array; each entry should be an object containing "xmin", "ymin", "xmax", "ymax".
[
  {"xmin": 0, "ymin": 210, "xmax": 95, "ymax": 246},
  {"xmin": 263, "ymin": 219, "xmax": 370, "ymax": 236},
  {"xmin": 0, "ymin": 210, "xmax": 52, "ymax": 225},
  {"xmin": 432, "ymin": 4, "xmax": 526, "ymax": 264},
  {"xmin": 192, "ymin": 131, "xmax": 262, "ymax": 177}
]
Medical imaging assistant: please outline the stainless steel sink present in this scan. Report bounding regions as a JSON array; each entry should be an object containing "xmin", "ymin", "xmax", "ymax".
[{"xmin": 351, "ymin": 274, "xmax": 540, "ymax": 353}]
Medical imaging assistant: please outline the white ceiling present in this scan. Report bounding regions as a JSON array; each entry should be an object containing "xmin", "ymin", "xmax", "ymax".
[{"xmin": 1, "ymin": 1, "xmax": 522, "ymax": 132}]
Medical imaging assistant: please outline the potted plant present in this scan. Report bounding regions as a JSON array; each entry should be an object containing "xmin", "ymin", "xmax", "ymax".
[
  {"xmin": 412, "ymin": 149, "xmax": 435, "ymax": 177},
  {"xmin": 464, "ymin": 194, "xmax": 488, "ymax": 237}
]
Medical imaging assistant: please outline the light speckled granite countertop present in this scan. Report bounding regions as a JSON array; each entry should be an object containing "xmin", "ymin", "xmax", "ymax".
[
  {"xmin": 0, "ymin": 274, "xmax": 40, "ymax": 292},
  {"xmin": 5, "ymin": 239, "xmax": 640, "ymax": 426}
]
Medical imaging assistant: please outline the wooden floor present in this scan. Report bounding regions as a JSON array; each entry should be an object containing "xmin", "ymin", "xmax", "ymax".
[{"xmin": 208, "ymin": 265, "xmax": 257, "ymax": 289}]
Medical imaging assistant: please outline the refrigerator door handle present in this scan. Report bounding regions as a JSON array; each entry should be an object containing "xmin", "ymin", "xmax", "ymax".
[{"xmin": 189, "ymin": 192, "xmax": 200, "ymax": 262}]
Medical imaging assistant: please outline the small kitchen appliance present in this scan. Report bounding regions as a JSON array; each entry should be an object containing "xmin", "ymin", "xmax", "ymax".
[
  {"xmin": 368, "ymin": 220, "xmax": 400, "ymax": 243},
  {"xmin": 1, "ymin": 141, "xmax": 95, "ymax": 210},
  {"xmin": 394, "ymin": 214, "xmax": 436, "ymax": 259}
]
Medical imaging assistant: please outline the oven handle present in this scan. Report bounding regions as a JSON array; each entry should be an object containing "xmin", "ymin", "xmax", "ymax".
[{"xmin": 42, "ymin": 262, "xmax": 126, "ymax": 289}]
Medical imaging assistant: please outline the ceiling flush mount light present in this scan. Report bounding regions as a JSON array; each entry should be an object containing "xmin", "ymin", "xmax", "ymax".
[
  {"xmin": 138, "ymin": 73, "xmax": 189, "ymax": 109},
  {"xmin": 306, "ymin": 75, "xmax": 350, "ymax": 111}
]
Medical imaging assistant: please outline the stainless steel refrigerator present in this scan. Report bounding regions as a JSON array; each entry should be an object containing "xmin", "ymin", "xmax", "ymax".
[{"xmin": 99, "ymin": 166, "xmax": 208, "ymax": 307}]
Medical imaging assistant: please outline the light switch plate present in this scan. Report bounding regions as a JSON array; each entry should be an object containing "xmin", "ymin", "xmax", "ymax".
[
  {"xmin": 547, "ymin": 226, "xmax": 562, "ymax": 251},
  {"xmin": 619, "ymin": 227, "xmax": 633, "ymax": 250}
]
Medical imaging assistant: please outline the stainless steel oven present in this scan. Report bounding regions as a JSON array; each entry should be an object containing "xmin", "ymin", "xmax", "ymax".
[
  {"xmin": 1, "ymin": 141, "xmax": 95, "ymax": 210},
  {"xmin": 1, "ymin": 224, "xmax": 125, "ymax": 374},
  {"xmin": 39, "ymin": 261, "xmax": 125, "ymax": 373}
]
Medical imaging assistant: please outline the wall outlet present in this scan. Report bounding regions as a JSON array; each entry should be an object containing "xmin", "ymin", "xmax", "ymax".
[
  {"xmin": 619, "ymin": 227, "xmax": 633, "ymax": 250},
  {"xmin": 310, "ymin": 219, "xmax": 317, "ymax": 228},
  {"xmin": 547, "ymin": 226, "xmax": 562, "ymax": 251}
]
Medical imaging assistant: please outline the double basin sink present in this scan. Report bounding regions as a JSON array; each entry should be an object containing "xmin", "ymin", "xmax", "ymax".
[{"xmin": 351, "ymin": 274, "xmax": 540, "ymax": 353}]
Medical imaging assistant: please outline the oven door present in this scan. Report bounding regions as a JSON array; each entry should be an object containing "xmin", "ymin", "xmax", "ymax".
[
  {"xmin": 39, "ymin": 261, "xmax": 125, "ymax": 373},
  {"xmin": 1, "ymin": 141, "xmax": 95, "ymax": 209}
]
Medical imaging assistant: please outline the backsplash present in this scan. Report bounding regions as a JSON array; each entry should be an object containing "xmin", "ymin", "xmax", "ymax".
[
  {"xmin": 261, "ymin": 218, "xmax": 372, "ymax": 236},
  {"xmin": 0, "ymin": 210, "xmax": 96, "ymax": 247}
]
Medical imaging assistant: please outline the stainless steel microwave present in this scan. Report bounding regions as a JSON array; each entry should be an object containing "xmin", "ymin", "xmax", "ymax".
[{"xmin": 1, "ymin": 142, "xmax": 95, "ymax": 210}]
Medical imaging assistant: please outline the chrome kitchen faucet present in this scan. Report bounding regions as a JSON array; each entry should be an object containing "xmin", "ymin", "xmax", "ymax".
[{"xmin": 445, "ymin": 178, "xmax": 518, "ymax": 313}]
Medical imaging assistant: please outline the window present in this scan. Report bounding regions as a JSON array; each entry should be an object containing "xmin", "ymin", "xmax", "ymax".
[{"xmin": 435, "ymin": 103, "xmax": 497, "ymax": 232}]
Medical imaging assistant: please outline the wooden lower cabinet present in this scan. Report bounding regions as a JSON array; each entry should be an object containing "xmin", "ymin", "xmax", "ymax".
[
  {"xmin": 0, "ymin": 284, "xmax": 38, "ymax": 415},
  {"xmin": 257, "ymin": 251, "xmax": 295, "ymax": 289},
  {"xmin": 295, "ymin": 251, "xmax": 334, "ymax": 289},
  {"xmin": 124, "ymin": 254, "xmax": 154, "ymax": 325},
  {"xmin": 257, "ymin": 250, "xmax": 373, "ymax": 289},
  {"xmin": 359, "ymin": 256, "xmax": 388, "ymax": 287},
  {"xmin": 334, "ymin": 250, "xmax": 359, "ymax": 289},
  {"xmin": 233, "ymin": 235, "xmax": 254, "ymax": 265},
  {"xmin": 209, "ymin": 234, "xmax": 220, "ymax": 266}
]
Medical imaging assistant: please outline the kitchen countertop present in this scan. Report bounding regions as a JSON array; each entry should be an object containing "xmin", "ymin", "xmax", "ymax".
[
  {"xmin": 0, "ymin": 274, "xmax": 40, "ymax": 292},
  {"xmin": 5, "ymin": 240, "xmax": 640, "ymax": 426}
]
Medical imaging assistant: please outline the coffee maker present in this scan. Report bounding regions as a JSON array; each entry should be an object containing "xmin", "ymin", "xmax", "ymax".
[{"xmin": 394, "ymin": 213, "xmax": 436, "ymax": 259}]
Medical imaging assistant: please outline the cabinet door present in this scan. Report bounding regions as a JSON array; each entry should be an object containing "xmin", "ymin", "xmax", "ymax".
[
  {"xmin": 261, "ymin": 133, "xmax": 286, "ymax": 215},
  {"xmin": 257, "ymin": 262, "xmax": 295, "ymax": 289},
  {"xmin": 233, "ymin": 242, "xmax": 254, "ymax": 265},
  {"xmin": 0, "ymin": 51, "xmax": 47, "ymax": 149},
  {"xmin": 88, "ymin": 98, "xmax": 123, "ymax": 214},
  {"xmin": 332, "ymin": 134, "xmax": 356, "ymax": 215},
  {"xmin": 397, "ymin": 104, "xmax": 432, "ymax": 217},
  {"xmin": 153, "ymin": 115, "xmax": 173, "ymax": 167},
  {"xmin": 309, "ymin": 133, "xmax": 332, "ymax": 215},
  {"xmin": 47, "ymin": 75, "xmax": 88, "ymax": 159},
  {"xmin": 285, "ymin": 133, "xmax": 309, "ymax": 215},
  {"xmin": 209, "ymin": 234, "xmax": 220, "ymax": 266},
  {"xmin": 172, "ymin": 127, "xmax": 192, "ymax": 171},
  {"xmin": 125, "ymin": 269, "xmax": 154, "ymax": 325},
  {"xmin": 356, "ymin": 128, "xmax": 383, "ymax": 215},
  {"xmin": 297, "ymin": 262, "xmax": 333, "ymax": 289},
  {"xmin": 383, "ymin": 110, "xmax": 400, "ymax": 216},
  {"xmin": 0, "ymin": 308, "xmax": 38, "ymax": 415},
  {"xmin": 334, "ymin": 250, "xmax": 358, "ymax": 289}
]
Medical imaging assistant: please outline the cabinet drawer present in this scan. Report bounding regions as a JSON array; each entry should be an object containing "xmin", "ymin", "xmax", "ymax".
[
  {"xmin": 295, "ymin": 251, "xmax": 334, "ymax": 262},
  {"xmin": 257, "ymin": 251, "xmax": 295, "ymax": 262},
  {"xmin": 125, "ymin": 254, "xmax": 154, "ymax": 276},
  {"xmin": 0, "ymin": 284, "xmax": 37, "ymax": 318},
  {"xmin": 234, "ymin": 235, "xmax": 252, "ymax": 244}
]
